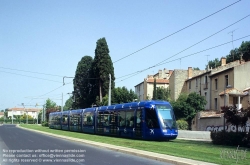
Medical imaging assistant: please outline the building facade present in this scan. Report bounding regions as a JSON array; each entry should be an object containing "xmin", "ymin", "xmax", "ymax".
[
  {"xmin": 135, "ymin": 69, "xmax": 172, "ymax": 101},
  {"xmin": 8, "ymin": 107, "xmax": 41, "ymax": 119},
  {"xmin": 183, "ymin": 58, "xmax": 250, "ymax": 131}
]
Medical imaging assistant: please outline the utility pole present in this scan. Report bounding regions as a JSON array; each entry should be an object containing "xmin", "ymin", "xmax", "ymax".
[
  {"xmin": 61, "ymin": 93, "xmax": 63, "ymax": 112},
  {"xmin": 108, "ymin": 74, "xmax": 111, "ymax": 106}
]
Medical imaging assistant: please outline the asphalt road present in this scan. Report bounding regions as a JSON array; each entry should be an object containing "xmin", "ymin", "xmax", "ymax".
[{"xmin": 0, "ymin": 124, "xmax": 173, "ymax": 165}]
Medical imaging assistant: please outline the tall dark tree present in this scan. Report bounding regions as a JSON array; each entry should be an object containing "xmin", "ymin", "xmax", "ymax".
[
  {"xmin": 73, "ymin": 56, "xmax": 94, "ymax": 108},
  {"xmin": 92, "ymin": 38, "xmax": 115, "ymax": 103},
  {"xmin": 152, "ymin": 78, "xmax": 157, "ymax": 100},
  {"xmin": 239, "ymin": 41, "xmax": 250, "ymax": 62},
  {"xmin": 64, "ymin": 96, "xmax": 74, "ymax": 110}
]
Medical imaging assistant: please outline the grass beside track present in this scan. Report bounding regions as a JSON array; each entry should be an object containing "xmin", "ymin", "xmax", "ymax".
[{"xmin": 20, "ymin": 124, "xmax": 249, "ymax": 165}]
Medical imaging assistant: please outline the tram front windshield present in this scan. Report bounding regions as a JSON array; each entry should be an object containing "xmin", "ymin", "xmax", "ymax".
[{"xmin": 156, "ymin": 104, "xmax": 177, "ymax": 129}]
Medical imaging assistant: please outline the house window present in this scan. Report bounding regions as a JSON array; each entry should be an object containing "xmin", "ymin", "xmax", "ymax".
[
  {"xmin": 225, "ymin": 75, "xmax": 228, "ymax": 87},
  {"xmin": 215, "ymin": 78, "xmax": 218, "ymax": 90},
  {"xmin": 214, "ymin": 98, "xmax": 218, "ymax": 110},
  {"xmin": 189, "ymin": 81, "xmax": 191, "ymax": 89},
  {"xmin": 205, "ymin": 76, "xmax": 207, "ymax": 84}
]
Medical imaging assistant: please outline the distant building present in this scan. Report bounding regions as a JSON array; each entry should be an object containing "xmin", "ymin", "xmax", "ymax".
[
  {"xmin": 134, "ymin": 69, "xmax": 172, "ymax": 101},
  {"xmin": 0, "ymin": 112, "xmax": 4, "ymax": 118},
  {"xmin": 169, "ymin": 67, "xmax": 206, "ymax": 101},
  {"xmin": 8, "ymin": 107, "xmax": 41, "ymax": 119}
]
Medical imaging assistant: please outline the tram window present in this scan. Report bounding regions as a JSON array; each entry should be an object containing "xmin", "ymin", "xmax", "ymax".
[
  {"xmin": 71, "ymin": 114, "xmax": 80, "ymax": 126},
  {"xmin": 83, "ymin": 112, "xmax": 94, "ymax": 126},
  {"xmin": 136, "ymin": 110, "xmax": 142, "ymax": 124},
  {"xmin": 103, "ymin": 111, "xmax": 110, "ymax": 126},
  {"xmin": 62, "ymin": 115, "xmax": 68, "ymax": 124},
  {"xmin": 119, "ymin": 111, "xmax": 126, "ymax": 127},
  {"xmin": 145, "ymin": 108, "xmax": 159, "ymax": 128},
  {"xmin": 126, "ymin": 110, "xmax": 134, "ymax": 127}
]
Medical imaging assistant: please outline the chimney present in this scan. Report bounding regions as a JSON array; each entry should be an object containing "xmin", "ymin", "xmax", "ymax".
[
  {"xmin": 221, "ymin": 57, "xmax": 226, "ymax": 66},
  {"xmin": 188, "ymin": 67, "xmax": 193, "ymax": 78},
  {"xmin": 159, "ymin": 70, "xmax": 162, "ymax": 78}
]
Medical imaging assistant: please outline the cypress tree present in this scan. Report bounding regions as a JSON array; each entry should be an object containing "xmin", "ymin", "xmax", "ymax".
[
  {"xmin": 92, "ymin": 38, "xmax": 115, "ymax": 103},
  {"xmin": 73, "ymin": 56, "xmax": 94, "ymax": 108}
]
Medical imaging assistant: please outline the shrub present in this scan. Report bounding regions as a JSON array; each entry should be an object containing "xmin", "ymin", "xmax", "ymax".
[
  {"xmin": 42, "ymin": 121, "xmax": 48, "ymax": 127},
  {"xmin": 211, "ymin": 131, "xmax": 249, "ymax": 147},
  {"xmin": 176, "ymin": 120, "xmax": 188, "ymax": 130}
]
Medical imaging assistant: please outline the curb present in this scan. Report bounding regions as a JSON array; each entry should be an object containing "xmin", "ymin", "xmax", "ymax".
[{"xmin": 17, "ymin": 125, "xmax": 218, "ymax": 165}]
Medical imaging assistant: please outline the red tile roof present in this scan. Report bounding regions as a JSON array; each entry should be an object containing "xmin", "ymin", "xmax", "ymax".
[
  {"xmin": 146, "ymin": 78, "xmax": 169, "ymax": 84},
  {"xmin": 199, "ymin": 111, "xmax": 222, "ymax": 118},
  {"xmin": 9, "ymin": 107, "xmax": 41, "ymax": 112},
  {"xmin": 219, "ymin": 88, "xmax": 247, "ymax": 96}
]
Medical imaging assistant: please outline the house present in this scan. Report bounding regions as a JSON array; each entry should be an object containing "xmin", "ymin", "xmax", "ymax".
[
  {"xmin": 134, "ymin": 69, "xmax": 172, "ymax": 100},
  {"xmin": 169, "ymin": 67, "xmax": 206, "ymax": 101},
  {"xmin": 8, "ymin": 107, "xmax": 41, "ymax": 119},
  {"xmin": 183, "ymin": 57, "xmax": 250, "ymax": 131}
]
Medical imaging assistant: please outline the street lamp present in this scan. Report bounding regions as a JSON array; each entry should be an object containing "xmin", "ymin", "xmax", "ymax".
[{"xmin": 223, "ymin": 85, "xmax": 232, "ymax": 132}]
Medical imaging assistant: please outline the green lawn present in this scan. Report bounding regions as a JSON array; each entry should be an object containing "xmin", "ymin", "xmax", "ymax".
[{"xmin": 20, "ymin": 124, "xmax": 249, "ymax": 165}]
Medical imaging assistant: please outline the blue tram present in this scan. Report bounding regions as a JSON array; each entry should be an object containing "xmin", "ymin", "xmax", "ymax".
[{"xmin": 49, "ymin": 100, "xmax": 178, "ymax": 140}]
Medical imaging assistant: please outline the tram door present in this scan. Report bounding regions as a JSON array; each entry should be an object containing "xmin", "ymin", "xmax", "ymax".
[
  {"xmin": 96, "ymin": 111, "xmax": 104, "ymax": 134},
  {"xmin": 135, "ymin": 109, "xmax": 142, "ymax": 138},
  {"xmin": 110, "ymin": 111, "xmax": 118, "ymax": 135}
]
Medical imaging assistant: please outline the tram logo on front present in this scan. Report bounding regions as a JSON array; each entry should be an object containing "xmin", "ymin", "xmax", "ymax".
[{"xmin": 150, "ymin": 129, "xmax": 154, "ymax": 135}]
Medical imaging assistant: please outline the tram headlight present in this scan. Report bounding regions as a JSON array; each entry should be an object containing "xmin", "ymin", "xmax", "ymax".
[{"xmin": 175, "ymin": 130, "xmax": 178, "ymax": 133}]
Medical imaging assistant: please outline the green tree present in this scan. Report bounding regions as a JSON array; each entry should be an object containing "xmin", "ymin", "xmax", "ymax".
[
  {"xmin": 239, "ymin": 41, "xmax": 250, "ymax": 62},
  {"xmin": 193, "ymin": 67, "xmax": 200, "ymax": 70},
  {"xmin": 206, "ymin": 58, "xmax": 220, "ymax": 69},
  {"xmin": 171, "ymin": 93, "xmax": 189, "ymax": 120},
  {"xmin": 45, "ymin": 98, "xmax": 57, "ymax": 122},
  {"xmin": 64, "ymin": 96, "xmax": 74, "ymax": 110},
  {"xmin": 172, "ymin": 92, "xmax": 206, "ymax": 130},
  {"xmin": 45, "ymin": 98, "xmax": 56, "ymax": 109},
  {"xmin": 152, "ymin": 78, "xmax": 157, "ymax": 100},
  {"xmin": 92, "ymin": 38, "xmax": 115, "ymax": 103},
  {"xmin": 185, "ymin": 92, "xmax": 207, "ymax": 129},
  {"xmin": 112, "ymin": 87, "xmax": 137, "ymax": 104},
  {"xmin": 156, "ymin": 87, "xmax": 171, "ymax": 101},
  {"xmin": 73, "ymin": 56, "xmax": 94, "ymax": 108}
]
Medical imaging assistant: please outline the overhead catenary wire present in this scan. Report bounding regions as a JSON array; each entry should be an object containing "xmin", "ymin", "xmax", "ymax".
[
  {"xmin": 0, "ymin": 70, "xmax": 62, "ymax": 83},
  {"xmin": 0, "ymin": 66, "xmax": 63, "ymax": 77},
  {"xmin": 113, "ymin": 0, "xmax": 242, "ymax": 63},
  {"xmin": 116, "ymin": 14, "xmax": 250, "ymax": 80},
  {"xmin": 115, "ymin": 34, "xmax": 250, "ymax": 83},
  {"xmin": 27, "ymin": 81, "xmax": 73, "ymax": 105}
]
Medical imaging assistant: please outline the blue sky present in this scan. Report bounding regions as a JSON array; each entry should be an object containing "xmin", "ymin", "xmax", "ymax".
[{"xmin": 1, "ymin": 0, "xmax": 250, "ymax": 110}]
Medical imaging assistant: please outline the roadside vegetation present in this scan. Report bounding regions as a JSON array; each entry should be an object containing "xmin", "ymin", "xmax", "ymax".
[{"xmin": 20, "ymin": 124, "xmax": 249, "ymax": 165}]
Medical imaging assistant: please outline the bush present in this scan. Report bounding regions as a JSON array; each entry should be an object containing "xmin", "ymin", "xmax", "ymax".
[
  {"xmin": 211, "ymin": 131, "xmax": 249, "ymax": 147},
  {"xmin": 176, "ymin": 120, "xmax": 188, "ymax": 130},
  {"xmin": 42, "ymin": 121, "xmax": 48, "ymax": 127}
]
